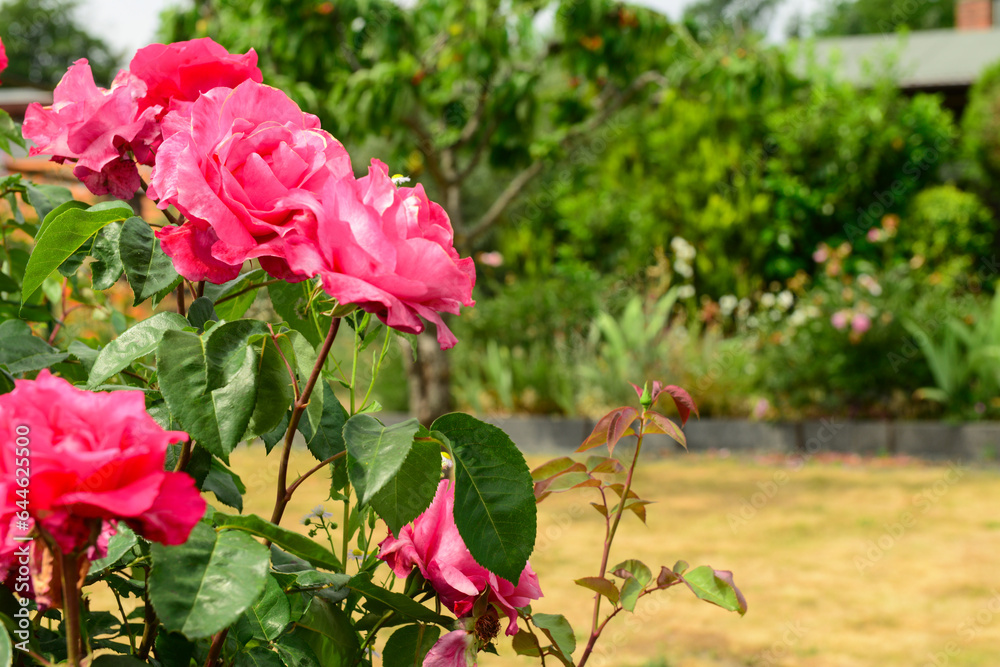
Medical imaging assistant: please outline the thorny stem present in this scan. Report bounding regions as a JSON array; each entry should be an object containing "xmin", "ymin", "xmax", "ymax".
[
  {"xmin": 578, "ymin": 417, "xmax": 647, "ymax": 667},
  {"xmin": 174, "ymin": 438, "xmax": 193, "ymax": 472},
  {"xmin": 270, "ymin": 317, "xmax": 341, "ymax": 527},
  {"xmin": 285, "ymin": 451, "xmax": 346, "ymax": 500},
  {"xmin": 57, "ymin": 549, "xmax": 83, "ymax": 667},
  {"xmin": 137, "ymin": 572, "xmax": 157, "ymax": 660},
  {"xmin": 204, "ymin": 628, "xmax": 228, "ymax": 667},
  {"xmin": 176, "ymin": 282, "xmax": 186, "ymax": 317}
]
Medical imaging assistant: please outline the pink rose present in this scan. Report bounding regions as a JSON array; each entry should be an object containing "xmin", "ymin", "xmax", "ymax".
[
  {"xmin": 129, "ymin": 37, "xmax": 261, "ymax": 122},
  {"xmin": 0, "ymin": 371, "xmax": 205, "ymax": 570},
  {"xmin": 149, "ymin": 80, "xmax": 352, "ymax": 283},
  {"xmin": 851, "ymin": 313, "xmax": 871, "ymax": 334},
  {"xmin": 23, "ymin": 60, "xmax": 160, "ymax": 199},
  {"xmin": 0, "ymin": 37, "xmax": 7, "ymax": 84},
  {"xmin": 378, "ymin": 480, "xmax": 541, "ymax": 637},
  {"xmin": 285, "ymin": 160, "xmax": 476, "ymax": 349}
]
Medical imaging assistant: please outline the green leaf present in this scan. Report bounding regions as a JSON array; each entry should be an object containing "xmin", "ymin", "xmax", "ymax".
[
  {"xmin": 370, "ymin": 439, "xmax": 441, "ymax": 536},
  {"xmin": 297, "ymin": 383, "xmax": 347, "ymax": 462},
  {"xmin": 291, "ymin": 598, "xmax": 358, "ymax": 667},
  {"xmin": 533, "ymin": 613, "xmax": 576, "ymax": 658},
  {"xmin": 205, "ymin": 268, "xmax": 267, "ymax": 321},
  {"xmin": 246, "ymin": 336, "xmax": 295, "ymax": 439},
  {"xmin": 274, "ymin": 633, "xmax": 322, "ymax": 667},
  {"xmin": 611, "ymin": 559, "xmax": 652, "ymax": 587},
  {"xmin": 383, "ymin": 624, "xmax": 441, "ymax": 667},
  {"xmin": 619, "ymin": 576, "xmax": 643, "ymax": 612},
  {"xmin": 681, "ymin": 566, "xmax": 748, "ymax": 616},
  {"xmin": 119, "ymin": 216, "xmax": 180, "ymax": 305},
  {"xmin": 87, "ymin": 312, "xmax": 189, "ymax": 387},
  {"xmin": 574, "ymin": 577, "xmax": 619, "ymax": 604},
  {"xmin": 150, "ymin": 522, "xmax": 269, "ymax": 638},
  {"xmin": 234, "ymin": 647, "xmax": 284, "ymax": 667},
  {"xmin": 156, "ymin": 322, "xmax": 267, "ymax": 459},
  {"xmin": 154, "ymin": 632, "xmax": 197, "ymax": 667},
  {"xmin": 0, "ymin": 610, "xmax": 12, "ymax": 667},
  {"xmin": 36, "ymin": 200, "xmax": 87, "ymax": 241},
  {"xmin": 0, "ymin": 108, "xmax": 26, "ymax": 154},
  {"xmin": 203, "ymin": 458, "xmax": 246, "ymax": 511},
  {"xmin": 0, "ymin": 272, "xmax": 19, "ymax": 294},
  {"xmin": 348, "ymin": 577, "xmax": 453, "ymax": 626},
  {"xmin": 25, "ymin": 183, "xmax": 73, "ymax": 224},
  {"xmin": 187, "ymin": 297, "xmax": 218, "ymax": 331},
  {"xmin": 344, "ymin": 414, "xmax": 421, "ymax": 505},
  {"xmin": 269, "ymin": 280, "xmax": 331, "ymax": 347},
  {"xmin": 236, "ymin": 575, "xmax": 291, "ymax": 642},
  {"xmin": 0, "ymin": 369, "xmax": 15, "ymax": 395},
  {"xmin": 89, "ymin": 525, "xmax": 138, "ymax": 574},
  {"xmin": 21, "ymin": 200, "xmax": 133, "ymax": 305},
  {"xmin": 0, "ymin": 320, "xmax": 68, "ymax": 374},
  {"xmin": 214, "ymin": 513, "xmax": 342, "ymax": 572},
  {"xmin": 431, "ymin": 413, "xmax": 536, "ymax": 583},
  {"xmin": 90, "ymin": 657, "xmax": 149, "ymax": 667}
]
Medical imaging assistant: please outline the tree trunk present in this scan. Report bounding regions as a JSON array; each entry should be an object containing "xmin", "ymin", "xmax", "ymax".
[{"xmin": 404, "ymin": 329, "xmax": 453, "ymax": 426}]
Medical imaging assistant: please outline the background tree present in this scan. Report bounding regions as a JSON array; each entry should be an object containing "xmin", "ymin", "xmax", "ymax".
[
  {"xmin": 682, "ymin": 0, "xmax": 782, "ymax": 37},
  {"xmin": 159, "ymin": 0, "xmax": 677, "ymax": 423},
  {"xmin": 0, "ymin": 0, "xmax": 120, "ymax": 88},
  {"xmin": 796, "ymin": 0, "xmax": 954, "ymax": 36}
]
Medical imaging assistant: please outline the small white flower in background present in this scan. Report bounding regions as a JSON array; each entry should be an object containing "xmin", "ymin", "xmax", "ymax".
[
  {"xmin": 719, "ymin": 294, "xmax": 738, "ymax": 316},
  {"xmin": 364, "ymin": 647, "xmax": 380, "ymax": 659},
  {"xmin": 674, "ymin": 261, "xmax": 694, "ymax": 279},
  {"xmin": 302, "ymin": 505, "xmax": 333, "ymax": 524},
  {"xmin": 788, "ymin": 309, "xmax": 808, "ymax": 327},
  {"xmin": 760, "ymin": 293, "xmax": 776, "ymax": 309},
  {"xmin": 858, "ymin": 274, "xmax": 883, "ymax": 296},
  {"xmin": 769, "ymin": 309, "xmax": 782, "ymax": 322},
  {"xmin": 670, "ymin": 236, "xmax": 697, "ymax": 262},
  {"xmin": 478, "ymin": 251, "xmax": 504, "ymax": 268},
  {"xmin": 441, "ymin": 452, "xmax": 453, "ymax": 471},
  {"xmin": 737, "ymin": 298, "xmax": 752, "ymax": 317},
  {"xmin": 747, "ymin": 315, "xmax": 759, "ymax": 329},
  {"xmin": 677, "ymin": 285, "xmax": 696, "ymax": 299},
  {"xmin": 777, "ymin": 290, "xmax": 794, "ymax": 311},
  {"xmin": 391, "ymin": 173, "xmax": 411, "ymax": 185},
  {"xmin": 349, "ymin": 548, "xmax": 368, "ymax": 562}
]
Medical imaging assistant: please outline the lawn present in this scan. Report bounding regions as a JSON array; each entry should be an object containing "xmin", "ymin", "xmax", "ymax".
[{"xmin": 94, "ymin": 448, "xmax": 1000, "ymax": 666}]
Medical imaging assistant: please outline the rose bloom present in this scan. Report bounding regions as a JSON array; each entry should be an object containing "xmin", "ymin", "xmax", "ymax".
[
  {"xmin": 851, "ymin": 312, "xmax": 872, "ymax": 334},
  {"xmin": 0, "ymin": 37, "xmax": 7, "ymax": 83},
  {"xmin": 378, "ymin": 480, "xmax": 541, "ymax": 638},
  {"xmin": 23, "ymin": 61, "xmax": 161, "ymax": 200},
  {"xmin": 149, "ymin": 80, "xmax": 352, "ymax": 283},
  {"xmin": 23, "ymin": 39, "xmax": 261, "ymax": 200},
  {"xmin": 0, "ymin": 371, "xmax": 205, "ymax": 571},
  {"xmin": 284, "ymin": 159, "xmax": 476, "ymax": 349},
  {"xmin": 129, "ymin": 37, "xmax": 261, "ymax": 122}
]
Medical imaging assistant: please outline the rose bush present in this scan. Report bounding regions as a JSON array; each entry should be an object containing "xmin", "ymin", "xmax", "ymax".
[{"xmin": 0, "ymin": 37, "xmax": 743, "ymax": 667}]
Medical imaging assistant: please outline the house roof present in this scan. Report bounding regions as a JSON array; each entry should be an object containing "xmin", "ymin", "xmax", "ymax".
[
  {"xmin": 810, "ymin": 28, "xmax": 1000, "ymax": 88},
  {"xmin": 0, "ymin": 87, "xmax": 52, "ymax": 117}
]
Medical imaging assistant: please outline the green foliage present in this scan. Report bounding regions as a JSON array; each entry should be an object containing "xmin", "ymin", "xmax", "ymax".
[
  {"xmin": 149, "ymin": 522, "xmax": 270, "ymax": 638},
  {"xmin": 806, "ymin": 0, "xmax": 954, "ymax": 36},
  {"xmin": 961, "ymin": 59, "xmax": 1000, "ymax": 215},
  {"xmin": 0, "ymin": 0, "xmax": 121, "ymax": 87}
]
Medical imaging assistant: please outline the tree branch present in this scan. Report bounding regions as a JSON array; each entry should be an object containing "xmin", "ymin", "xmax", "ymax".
[{"xmin": 461, "ymin": 70, "xmax": 667, "ymax": 247}]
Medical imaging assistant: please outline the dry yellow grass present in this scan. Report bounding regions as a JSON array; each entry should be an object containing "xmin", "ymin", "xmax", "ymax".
[{"xmin": 91, "ymin": 447, "xmax": 1000, "ymax": 667}]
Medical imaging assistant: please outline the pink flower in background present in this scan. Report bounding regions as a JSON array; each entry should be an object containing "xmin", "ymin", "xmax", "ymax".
[
  {"xmin": 378, "ymin": 480, "xmax": 541, "ymax": 637},
  {"xmin": 0, "ymin": 37, "xmax": 7, "ymax": 84},
  {"xmin": 129, "ymin": 37, "xmax": 261, "ymax": 122},
  {"xmin": 831, "ymin": 310, "xmax": 849, "ymax": 330},
  {"xmin": 149, "ymin": 80, "xmax": 352, "ymax": 282},
  {"xmin": 284, "ymin": 159, "xmax": 476, "ymax": 349},
  {"xmin": 0, "ymin": 371, "xmax": 205, "ymax": 571},
  {"xmin": 812, "ymin": 244, "xmax": 830, "ymax": 263},
  {"xmin": 23, "ymin": 60, "xmax": 160, "ymax": 199},
  {"xmin": 850, "ymin": 313, "xmax": 871, "ymax": 334}
]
